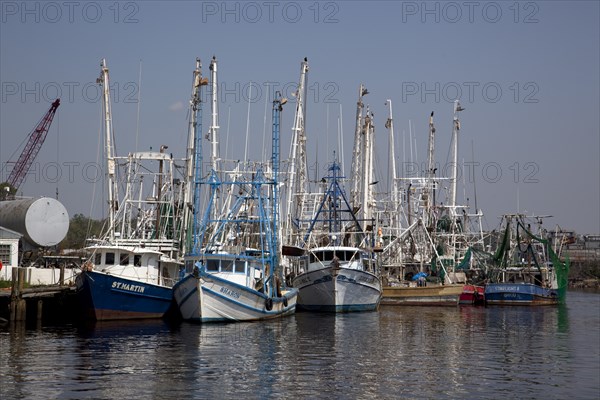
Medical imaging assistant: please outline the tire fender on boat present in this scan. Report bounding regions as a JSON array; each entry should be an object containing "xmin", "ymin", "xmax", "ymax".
[
  {"xmin": 265, "ymin": 297, "xmax": 273, "ymax": 311},
  {"xmin": 282, "ymin": 296, "xmax": 288, "ymax": 308}
]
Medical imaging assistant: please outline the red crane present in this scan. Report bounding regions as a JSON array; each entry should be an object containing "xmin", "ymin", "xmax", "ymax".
[{"xmin": 4, "ymin": 99, "xmax": 60, "ymax": 192}]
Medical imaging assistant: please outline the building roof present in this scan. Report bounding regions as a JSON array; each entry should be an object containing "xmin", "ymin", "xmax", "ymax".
[{"xmin": 0, "ymin": 226, "xmax": 23, "ymax": 240}]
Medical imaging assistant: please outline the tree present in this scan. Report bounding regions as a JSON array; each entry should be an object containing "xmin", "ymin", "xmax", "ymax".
[
  {"xmin": 60, "ymin": 214, "xmax": 105, "ymax": 250},
  {"xmin": 0, "ymin": 182, "xmax": 16, "ymax": 200}
]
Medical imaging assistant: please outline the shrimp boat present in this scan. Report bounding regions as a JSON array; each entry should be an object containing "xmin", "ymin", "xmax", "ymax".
[
  {"xmin": 173, "ymin": 163, "xmax": 298, "ymax": 322},
  {"xmin": 278, "ymin": 66, "xmax": 380, "ymax": 312},
  {"xmin": 379, "ymin": 101, "xmax": 485, "ymax": 306},
  {"xmin": 285, "ymin": 161, "xmax": 382, "ymax": 312},
  {"xmin": 483, "ymin": 214, "xmax": 569, "ymax": 306},
  {"xmin": 173, "ymin": 60, "xmax": 296, "ymax": 323},
  {"xmin": 76, "ymin": 60, "xmax": 186, "ymax": 320}
]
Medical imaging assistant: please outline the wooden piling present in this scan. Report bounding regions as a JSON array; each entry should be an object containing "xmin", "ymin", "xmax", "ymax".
[
  {"xmin": 37, "ymin": 299, "xmax": 43, "ymax": 321},
  {"xmin": 10, "ymin": 267, "xmax": 18, "ymax": 322},
  {"xmin": 10, "ymin": 267, "xmax": 27, "ymax": 322}
]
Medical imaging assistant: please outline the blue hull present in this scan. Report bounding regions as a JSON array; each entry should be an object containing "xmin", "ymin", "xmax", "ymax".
[
  {"xmin": 76, "ymin": 271, "xmax": 173, "ymax": 320},
  {"xmin": 485, "ymin": 283, "xmax": 559, "ymax": 306}
]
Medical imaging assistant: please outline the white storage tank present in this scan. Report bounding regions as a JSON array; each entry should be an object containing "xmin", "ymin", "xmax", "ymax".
[{"xmin": 0, "ymin": 197, "xmax": 69, "ymax": 247}]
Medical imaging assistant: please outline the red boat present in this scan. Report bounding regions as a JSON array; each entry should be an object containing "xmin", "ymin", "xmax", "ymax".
[{"xmin": 459, "ymin": 285, "xmax": 485, "ymax": 305}]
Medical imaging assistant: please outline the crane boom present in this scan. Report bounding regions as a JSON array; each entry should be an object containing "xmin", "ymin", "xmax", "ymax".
[{"xmin": 5, "ymin": 99, "xmax": 60, "ymax": 191}]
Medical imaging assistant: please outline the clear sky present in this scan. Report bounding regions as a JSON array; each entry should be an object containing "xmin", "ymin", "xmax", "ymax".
[{"xmin": 1, "ymin": 1, "xmax": 599, "ymax": 234}]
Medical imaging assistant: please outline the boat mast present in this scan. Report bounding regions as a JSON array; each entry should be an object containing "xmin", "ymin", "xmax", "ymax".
[
  {"xmin": 350, "ymin": 84, "xmax": 367, "ymax": 209},
  {"xmin": 183, "ymin": 58, "xmax": 206, "ymax": 255},
  {"xmin": 98, "ymin": 59, "xmax": 118, "ymax": 241},
  {"xmin": 361, "ymin": 106, "xmax": 375, "ymax": 225},
  {"xmin": 386, "ymin": 100, "xmax": 398, "ymax": 206},
  {"xmin": 208, "ymin": 56, "xmax": 220, "ymax": 172},
  {"xmin": 449, "ymin": 100, "xmax": 464, "ymax": 215},
  {"xmin": 426, "ymin": 111, "xmax": 436, "ymax": 227},
  {"xmin": 285, "ymin": 58, "xmax": 309, "ymax": 238},
  {"xmin": 271, "ymin": 92, "xmax": 286, "ymax": 293}
]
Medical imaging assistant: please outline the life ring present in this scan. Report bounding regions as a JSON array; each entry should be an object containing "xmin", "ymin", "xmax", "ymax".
[
  {"xmin": 282, "ymin": 297, "xmax": 288, "ymax": 307},
  {"xmin": 265, "ymin": 297, "xmax": 273, "ymax": 311}
]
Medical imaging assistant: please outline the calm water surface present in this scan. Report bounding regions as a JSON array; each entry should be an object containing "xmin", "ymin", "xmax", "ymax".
[{"xmin": 1, "ymin": 290, "xmax": 599, "ymax": 399}]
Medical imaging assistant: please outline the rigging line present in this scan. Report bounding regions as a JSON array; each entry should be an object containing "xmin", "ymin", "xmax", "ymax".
[
  {"xmin": 408, "ymin": 120, "xmax": 413, "ymax": 167},
  {"xmin": 135, "ymin": 60, "xmax": 142, "ymax": 153},
  {"xmin": 339, "ymin": 104, "xmax": 344, "ymax": 176},
  {"xmin": 326, "ymin": 103, "xmax": 329, "ymax": 166},
  {"xmin": 244, "ymin": 81, "xmax": 252, "ymax": 165},
  {"xmin": 471, "ymin": 139, "xmax": 478, "ymax": 213},
  {"xmin": 402, "ymin": 130, "xmax": 406, "ymax": 178},
  {"xmin": 413, "ymin": 134, "xmax": 419, "ymax": 170}
]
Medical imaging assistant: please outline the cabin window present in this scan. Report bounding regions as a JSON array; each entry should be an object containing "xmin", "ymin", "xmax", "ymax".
[
  {"xmin": 134, "ymin": 255, "xmax": 142, "ymax": 267},
  {"xmin": 105, "ymin": 252, "xmax": 115, "ymax": 265},
  {"xmin": 309, "ymin": 253, "xmax": 316, "ymax": 263},
  {"xmin": 221, "ymin": 260, "xmax": 234, "ymax": 272},
  {"xmin": 322, "ymin": 251, "xmax": 334, "ymax": 262},
  {"xmin": 234, "ymin": 260, "xmax": 245, "ymax": 273},
  {"xmin": 120, "ymin": 253, "xmax": 130, "ymax": 265},
  {"xmin": 185, "ymin": 259, "xmax": 195, "ymax": 273},
  {"xmin": 94, "ymin": 253, "xmax": 101, "ymax": 265},
  {"xmin": 345, "ymin": 251, "xmax": 357, "ymax": 262},
  {"xmin": 206, "ymin": 260, "xmax": 219, "ymax": 272}
]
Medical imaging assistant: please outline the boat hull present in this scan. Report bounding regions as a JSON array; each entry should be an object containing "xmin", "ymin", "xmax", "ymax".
[
  {"xmin": 484, "ymin": 283, "xmax": 559, "ymax": 305},
  {"xmin": 292, "ymin": 267, "xmax": 381, "ymax": 312},
  {"xmin": 459, "ymin": 285, "xmax": 485, "ymax": 305},
  {"xmin": 173, "ymin": 273, "xmax": 298, "ymax": 323},
  {"xmin": 381, "ymin": 284, "xmax": 464, "ymax": 306},
  {"xmin": 75, "ymin": 271, "xmax": 173, "ymax": 320}
]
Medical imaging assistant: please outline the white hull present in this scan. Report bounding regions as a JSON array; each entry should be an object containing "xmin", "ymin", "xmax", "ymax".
[
  {"xmin": 293, "ymin": 267, "xmax": 381, "ymax": 312},
  {"xmin": 174, "ymin": 273, "xmax": 298, "ymax": 323}
]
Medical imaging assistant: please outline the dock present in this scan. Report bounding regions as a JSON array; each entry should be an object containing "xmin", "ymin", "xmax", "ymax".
[{"xmin": 0, "ymin": 267, "xmax": 78, "ymax": 325}]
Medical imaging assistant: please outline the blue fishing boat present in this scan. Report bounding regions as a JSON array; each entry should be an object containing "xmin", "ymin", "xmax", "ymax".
[
  {"xmin": 483, "ymin": 214, "xmax": 569, "ymax": 306},
  {"xmin": 76, "ymin": 60, "xmax": 185, "ymax": 320},
  {"xmin": 76, "ymin": 246, "xmax": 175, "ymax": 320},
  {"xmin": 484, "ymin": 282, "xmax": 559, "ymax": 305}
]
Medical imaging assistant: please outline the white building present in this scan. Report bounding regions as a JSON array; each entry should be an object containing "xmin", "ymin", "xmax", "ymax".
[{"xmin": 0, "ymin": 226, "xmax": 21, "ymax": 281}]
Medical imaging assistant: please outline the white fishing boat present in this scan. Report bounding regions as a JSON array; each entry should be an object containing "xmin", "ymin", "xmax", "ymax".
[
  {"xmin": 286, "ymin": 161, "xmax": 382, "ymax": 312},
  {"xmin": 174, "ymin": 246, "xmax": 297, "ymax": 322},
  {"xmin": 173, "ymin": 62, "xmax": 296, "ymax": 322},
  {"xmin": 291, "ymin": 245, "xmax": 381, "ymax": 312}
]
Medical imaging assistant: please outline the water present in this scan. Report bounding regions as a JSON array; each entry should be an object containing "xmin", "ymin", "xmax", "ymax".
[{"xmin": 1, "ymin": 290, "xmax": 599, "ymax": 399}]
